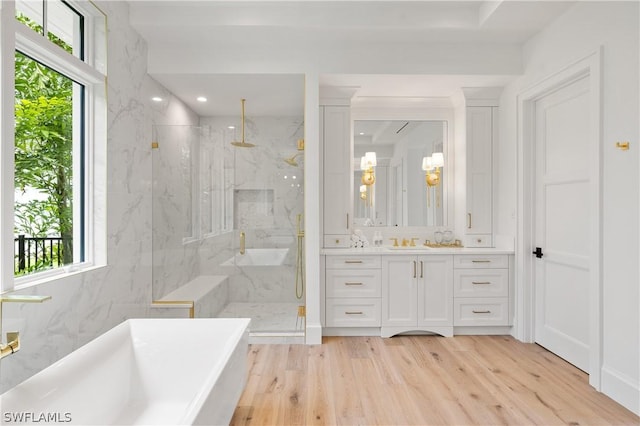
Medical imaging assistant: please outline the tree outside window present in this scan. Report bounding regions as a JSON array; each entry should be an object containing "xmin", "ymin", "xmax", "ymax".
[{"xmin": 13, "ymin": 15, "xmax": 79, "ymax": 275}]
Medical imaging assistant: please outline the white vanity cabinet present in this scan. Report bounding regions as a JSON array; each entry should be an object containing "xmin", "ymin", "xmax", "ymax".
[
  {"xmin": 320, "ymin": 105, "xmax": 352, "ymax": 248},
  {"xmin": 325, "ymin": 255, "xmax": 381, "ymax": 327},
  {"xmin": 381, "ymin": 255, "xmax": 454, "ymax": 337},
  {"xmin": 465, "ymin": 106, "xmax": 497, "ymax": 247},
  {"xmin": 453, "ymin": 254, "xmax": 511, "ymax": 326}
]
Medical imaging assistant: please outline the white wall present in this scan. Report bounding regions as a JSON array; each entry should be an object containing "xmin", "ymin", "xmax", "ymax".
[
  {"xmin": 0, "ymin": 1, "xmax": 198, "ymax": 392},
  {"xmin": 497, "ymin": 2, "xmax": 639, "ymax": 414}
]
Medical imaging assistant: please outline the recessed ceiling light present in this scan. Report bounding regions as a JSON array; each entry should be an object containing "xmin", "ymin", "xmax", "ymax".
[
  {"xmin": 228, "ymin": 126, "xmax": 235, "ymax": 129},
  {"xmin": 151, "ymin": 97, "xmax": 163, "ymax": 102},
  {"xmin": 197, "ymin": 96, "xmax": 207, "ymax": 102},
  {"xmin": 359, "ymin": 132, "xmax": 365, "ymax": 135}
]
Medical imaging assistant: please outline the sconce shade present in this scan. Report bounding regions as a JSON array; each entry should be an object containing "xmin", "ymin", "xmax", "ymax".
[
  {"xmin": 365, "ymin": 151, "xmax": 377, "ymax": 167},
  {"xmin": 431, "ymin": 152, "xmax": 444, "ymax": 168},
  {"xmin": 360, "ymin": 156, "xmax": 367, "ymax": 170},
  {"xmin": 422, "ymin": 156, "xmax": 433, "ymax": 171}
]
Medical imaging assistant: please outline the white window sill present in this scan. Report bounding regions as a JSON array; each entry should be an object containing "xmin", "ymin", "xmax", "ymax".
[{"xmin": 8, "ymin": 263, "xmax": 108, "ymax": 293}]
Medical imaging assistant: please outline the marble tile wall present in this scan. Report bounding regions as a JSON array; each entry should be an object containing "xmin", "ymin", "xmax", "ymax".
[
  {"xmin": 151, "ymin": 125, "xmax": 201, "ymax": 300},
  {"xmin": 0, "ymin": 1, "xmax": 198, "ymax": 392}
]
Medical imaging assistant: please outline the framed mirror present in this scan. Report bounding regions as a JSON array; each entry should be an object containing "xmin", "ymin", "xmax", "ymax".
[{"xmin": 353, "ymin": 119, "xmax": 450, "ymax": 227}]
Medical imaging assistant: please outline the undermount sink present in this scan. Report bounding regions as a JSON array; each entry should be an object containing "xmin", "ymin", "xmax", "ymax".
[{"xmin": 0, "ymin": 318, "xmax": 250, "ymax": 425}]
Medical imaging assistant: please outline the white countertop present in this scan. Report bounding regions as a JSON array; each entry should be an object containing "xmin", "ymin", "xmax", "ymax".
[{"xmin": 321, "ymin": 246, "xmax": 514, "ymax": 255}]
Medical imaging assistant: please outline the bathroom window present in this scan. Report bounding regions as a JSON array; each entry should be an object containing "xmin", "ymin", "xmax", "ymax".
[
  {"xmin": 14, "ymin": 52, "xmax": 84, "ymax": 275},
  {"xmin": 1, "ymin": 0, "xmax": 107, "ymax": 288}
]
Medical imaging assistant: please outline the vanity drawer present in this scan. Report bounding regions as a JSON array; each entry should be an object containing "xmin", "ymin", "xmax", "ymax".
[
  {"xmin": 324, "ymin": 235, "xmax": 351, "ymax": 248},
  {"xmin": 327, "ymin": 269, "xmax": 381, "ymax": 298},
  {"xmin": 454, "ymin": 254, "xmax": 508, "ymax": 269},
  {"xmin": 326, "ymin": 299, "xmax": 381, "ymax": 327},
  {"xmin": 454, "ymin": 269, "xmax": 508, "ymax": 297},
  {"xmin": 454, "ymin": 298, "xmax": 509, "ymax": 326},
  {"xmin": 326, "ymin": 255, "xmax": 381, "ymax": 269}
]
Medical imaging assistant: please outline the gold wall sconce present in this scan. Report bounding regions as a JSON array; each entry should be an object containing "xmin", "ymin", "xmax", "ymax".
[
  {"xmin": 422, "ymin": 152, "xmax": 444, "ymax": 207},
  {"xmin": 360, "ymin": 151, "xmax": 377, "ymax": 186}
]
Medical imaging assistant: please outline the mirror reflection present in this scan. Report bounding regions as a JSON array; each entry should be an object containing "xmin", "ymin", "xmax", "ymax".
[{"xmin": 353, "ymin": 120, "xmax": 447, "ymax": 227}]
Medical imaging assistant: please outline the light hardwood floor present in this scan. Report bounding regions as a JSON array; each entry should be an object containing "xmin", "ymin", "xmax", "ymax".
[{"xmin": 230, "ymin": 335, "xmax": 639, "ymax": 425}]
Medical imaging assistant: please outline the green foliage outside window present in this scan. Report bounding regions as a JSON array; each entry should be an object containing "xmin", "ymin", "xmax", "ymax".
[{"xmin": 14, "ymin": 14, "xmax": 76, "ymax": 274}]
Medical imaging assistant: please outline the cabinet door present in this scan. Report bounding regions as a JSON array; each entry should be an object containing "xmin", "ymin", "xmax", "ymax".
[
  {"xmin": 466, "ymin": 106, "xmax": 493, "ymax": 242},
  {"xmin": 382, "ymin": 256, "xmax": 416, "ymax": 327},
  {"xmin": 417, "ymin": 255, "xmax": 453, "ymax": 326},
  {"xmin": 322, "ymin": 106, "xmax": 352, "ymax": 238}
]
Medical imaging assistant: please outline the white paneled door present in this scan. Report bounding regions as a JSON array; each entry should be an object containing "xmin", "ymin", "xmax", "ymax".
[{"xmin": 534, "ymin": 75, "xmax": 591, "ymax": 372}]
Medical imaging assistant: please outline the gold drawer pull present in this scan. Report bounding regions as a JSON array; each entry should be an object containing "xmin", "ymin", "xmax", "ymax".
[
  {"xmin": 471, "ymin": 260, "xmax": 491, "ymax": 263},
  {"xmin": 345, "ymin": 311, "xmax": 364, "ymax": 315},
  {"xmin": 344, "ymin": 260, "xmax": 363, "ymax": 264},
  {"xmin": 344, "ymin": 282, "xmax": 363, "ymax": 286},
  {"xmin": 472, "ymin": 310, "xmax": 491, "ymax": 314},
  {"xmin": 472, "ymin": 281, "xmax": 491, "ymax": 285}
]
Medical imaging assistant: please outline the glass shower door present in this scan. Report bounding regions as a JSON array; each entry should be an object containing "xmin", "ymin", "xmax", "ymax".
[{"xmin": 223, "ymin": 113, "xmax": 305, "ymax": 339}]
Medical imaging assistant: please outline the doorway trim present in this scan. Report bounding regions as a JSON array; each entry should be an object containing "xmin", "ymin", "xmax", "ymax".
[{"xmin": 516, "ymin": 48, "xmax": 602, "ymax": 389}]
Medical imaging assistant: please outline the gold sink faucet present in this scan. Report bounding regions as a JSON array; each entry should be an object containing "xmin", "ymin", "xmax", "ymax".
[
  {"xmin": 401, "ymin": 238, "xmax": 410, "ymax": 247},
  {"xmin": 389, "ymin": 238, "xmax": 399, "ymax": 247},
  {"xmin": 0, "ymin": 294, "xmax": 51, "ymax": 360}
]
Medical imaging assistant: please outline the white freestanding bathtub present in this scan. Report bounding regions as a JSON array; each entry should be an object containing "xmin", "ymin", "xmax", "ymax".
[{"xmin": 0, "ymin": 318, "xmax": 250, "ymax": 425}]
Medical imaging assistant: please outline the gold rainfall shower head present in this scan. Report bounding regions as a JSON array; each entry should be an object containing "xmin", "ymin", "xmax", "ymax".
[{"xmin": 231, "ymin": 98, "xmax": 256, "ymax": 148}]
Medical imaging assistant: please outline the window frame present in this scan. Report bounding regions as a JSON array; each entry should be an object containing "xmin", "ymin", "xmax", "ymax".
[{"xmin": 1, "ymin": 0, "xmax": 106, "ymax": 291}]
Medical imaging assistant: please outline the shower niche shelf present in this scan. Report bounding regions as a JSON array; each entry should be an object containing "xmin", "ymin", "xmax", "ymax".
[{"xmin": 234, "ymin": 189, "xmax": 275, "ymax": 229}]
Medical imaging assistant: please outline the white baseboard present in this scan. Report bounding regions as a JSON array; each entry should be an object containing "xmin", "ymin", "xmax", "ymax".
[
  {"xmin": 323, "ymin": 327, "xmax": 381, "ymax": 336},
  {"xmin": 601, "ymin": 365, "xmax": 639, "ymax": 416}
]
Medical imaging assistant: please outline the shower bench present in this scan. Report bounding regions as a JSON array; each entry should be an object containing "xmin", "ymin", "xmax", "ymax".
[{"xmin": 151, "ymin": 275, "xmax": 229, "ymax": 318}]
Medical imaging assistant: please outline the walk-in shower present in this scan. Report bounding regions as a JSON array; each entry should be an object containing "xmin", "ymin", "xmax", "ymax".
[{"xmin": 151, "ymin": 101, "xmax": 305, "ymax": 342}]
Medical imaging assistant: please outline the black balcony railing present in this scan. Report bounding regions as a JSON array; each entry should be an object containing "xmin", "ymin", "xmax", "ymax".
[{"xmin": 14, "ymin": 235, "xmax": 65, "ymax": 275}]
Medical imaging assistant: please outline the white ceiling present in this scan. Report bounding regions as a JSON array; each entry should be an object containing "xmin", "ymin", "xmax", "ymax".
[{"xmin": 129, "ymin": 1, "xmax": 577, "ymax": 116}]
